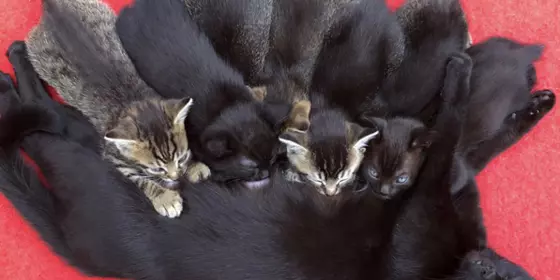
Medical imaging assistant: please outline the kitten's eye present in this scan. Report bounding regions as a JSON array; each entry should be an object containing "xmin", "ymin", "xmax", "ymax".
[
  {"xmin": 147, "ymin": 167, "xmax": 167, "ymax": 175},
  {"xmin": 337, "ymin": 175, "xmax": 353, "ymax": 186},
  {"xmin": 395, "ymin": 175, "xmax": 409, "ymax": 184},
  {"xmin": 368, "ymin": 168, "xmax": 379, "ymax": 180},
  {"xmin": 307, "ymin": 176, "xmax": 324, "ymax": 186}
]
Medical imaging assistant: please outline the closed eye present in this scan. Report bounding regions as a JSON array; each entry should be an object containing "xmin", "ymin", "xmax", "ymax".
[
  {"xmin": 147, "ymin": 167, "xmax": 167, "ymax": 175},
  {"xmin": 307, "ymin": 176, "xmax": 324, "ymax": 186},
  {"xmin": 178, "ymin": 151, "xmax": 191, "ymax": 166}
]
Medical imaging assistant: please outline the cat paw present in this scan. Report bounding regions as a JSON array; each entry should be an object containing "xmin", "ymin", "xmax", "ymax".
[
  {"xmin": 187, "ymin": 162, "xmax": 211, "ymax": 183},
  {"xmin": 284, "ymin": 169, "xmax": 302, "ymax": 183},
  {"xmin": 510, "ymin": 90, "xmax": 556, "ymax": 123},
  {"xmin": 152, "ymin": 191, "xmax": 183, "ymax": 218},
  {"xmin": 6, "ymin": 41, "xmax": 26, "ymax": 59}
]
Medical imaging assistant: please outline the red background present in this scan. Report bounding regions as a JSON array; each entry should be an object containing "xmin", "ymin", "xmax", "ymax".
[{"xmin": 0, "ymin": 0, "xmax": 558, "ymax": 279}]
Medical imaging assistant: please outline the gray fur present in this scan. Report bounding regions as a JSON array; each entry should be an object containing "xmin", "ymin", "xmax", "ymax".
[{"xmin": 26, "ymin": 0, "xmax": 158, "ymax": 132}]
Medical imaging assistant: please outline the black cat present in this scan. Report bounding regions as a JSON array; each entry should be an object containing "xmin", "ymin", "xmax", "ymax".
[
  {"xmin": 116, "ymin": 0, "xmax": 297, "ymax": 187},
  {"xmin": 311, "ymin": 0, "xmax": 404, "ymax": 121},
  {"xmin": 0, "ymin": 46, "xmax": 536, "ymax": 280},
  {"xmin": 382, "ymin": 0, "xmax": 470, "ymax": 123}
]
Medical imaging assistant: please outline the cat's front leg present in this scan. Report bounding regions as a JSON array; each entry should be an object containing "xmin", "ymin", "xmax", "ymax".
[
  {"xmin": 186, "ymin": 161, "xmax": 211, "ymax": 183},
  {"xmin": 140, "ymin": 180, "xmax": 183, "ymax": 218},
  {"xmin": 467, "ymin": 90, "xmax": 555, "ymax": 171}
]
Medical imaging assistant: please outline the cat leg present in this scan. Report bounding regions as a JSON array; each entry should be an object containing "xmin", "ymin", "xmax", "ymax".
[
  {"xmin": 140, "ymin": 180, "xmax": 183, "ymax": 218},
  {"xmin": 6, "ymin": 41, "xmax": 54, "ymax": 105},
  {"xmin": 186, "ymin": 161, "xmax": 211, "ymax": 183},
  {"xmin": 0, "ymin": 72, "xmax": 21, "ymax": 116},
  {"xmin": 466, "ymin": 90, "xmax": 555, "ymax": 172}
]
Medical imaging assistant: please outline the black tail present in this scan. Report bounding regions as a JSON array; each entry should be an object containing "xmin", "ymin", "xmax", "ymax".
[{"xmin": 0, "ymin": 146, "xmax": 74, "ymax": 264}]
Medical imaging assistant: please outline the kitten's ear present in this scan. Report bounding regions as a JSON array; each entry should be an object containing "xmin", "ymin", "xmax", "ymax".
[
  {"xmin": 521, "ymin": 44, "xmax": 545, "ymax": 62},
  {"xmin": 278, "ymin": 128, "xmax": 308, "ymax": 155},
  {"xmin": 249, "ymin": 86, "xmax": 267, "ymax": 101},
  {"xmin": 171, "ymin": 98, "xmax": 194, "ymax": 125},
  {"xmin": 285, "ymin": 100, "xmax": 311, "ymax": 132},
  {"xmin": 409, "ymin": 128, "xmax": 439, "ymax": 149},
  {"xmin": 348, "ymin": 122, "xmax": 380, "ymax": 153}
]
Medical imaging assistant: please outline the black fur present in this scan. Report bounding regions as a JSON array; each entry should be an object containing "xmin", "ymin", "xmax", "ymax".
[
  {"xmin": 454, "ymin": 248, "xmax": 535, "ymax": 280},
  {"xmin": 183, "ymin": 0, "xmax": 272, "ymax": 84},
  {"xmin": 383, "ymin": 0, "xmax": 469, "ymax": 123},
  {"xmin": 5, "ymin": 41, "xmax": 101, "ymax": 151},
  {"xmin": 0, "ymin": 49, "xmax": 536, "ymax": 280},
  {"xmin": 311, "ymin": 0, "xmax": 404, "ymax": 120},
  {"xmin": 116, "ymin": 0, "xmax": 292, "ymax": 185}
]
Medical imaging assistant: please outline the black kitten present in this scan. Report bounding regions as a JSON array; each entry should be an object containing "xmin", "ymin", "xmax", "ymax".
[
  {"xmin": 311, "ymin": 0, "xmax": 404, "ymax": 120},
  {"xmin": 378, "ymin": 51, "xmax": 474, "ymax": 280},
  {"xmin": 182, "ymin": 0, "xmax": 273, "ymax": 84},
  {"xmin": 116, "ymin": 0, "xmax": 297, "ymax": 187},
  {"xmin": 383, "ymin": 0, "xmax": 470, "ymax": 123},
  {"xmin": 459, "ymin": 37, "xmax": 555, "ymax": 174}
]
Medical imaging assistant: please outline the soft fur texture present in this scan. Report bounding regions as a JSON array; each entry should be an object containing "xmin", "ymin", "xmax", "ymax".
[
  {"xmin": 383, "ymin": 0, "xmax": 470, "ymax": 123},
  {"xmin": 116, "ymin": 0, "xmax": 295, "ymax": 187},
  {"xmin": 183, "ymin": 0, "xmax": 273, "ymax": 85},
  {"xmin": 25, "ymin": 0, "xmax": 210, "ymax": 218},
  {"xmin": 0, "ymin": 46, "xmax": 535, "ymax": 280},
  {"xmin": 311, "ymin": 0, "xmax": 404, "ymax": 121}
]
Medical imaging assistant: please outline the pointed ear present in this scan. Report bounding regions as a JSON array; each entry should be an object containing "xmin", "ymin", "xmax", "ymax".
[
  {"xmin": 285, "ymin": 100, "xmax": 311, "ymax": 132},
  {"xmin": 521, "ymin": 44, "xmax": 544, "ymax": 62},
  {"xmin": 409, "ymin": 128, "xmax": 439, "ymax": 149},
  {"xmin": 170, "ymin": 98, "xmax": 194, "ymax": 125},
  {"xmin": 278, "ymin": 128, "xmax": 308, "ymax": 155},
  {"xmin": 249, "ymin": 86, "xmax": 267, "ymax": 101},
  {"xmin": 348, "ymin": 122, "xmax": 380, "ymax": 153}
]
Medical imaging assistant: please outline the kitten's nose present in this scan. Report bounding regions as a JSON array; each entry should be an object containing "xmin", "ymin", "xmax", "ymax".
[
  {"xmin": 167, "ymin": 170, "xmax": 179, "ymax": 180},
  {"xmin": 324, "ymin": 183, "xmax": 339, "ymax": 196},
  {"xmin": 380, "ymin": 184, "xmax": 392, "ymax": 195}
]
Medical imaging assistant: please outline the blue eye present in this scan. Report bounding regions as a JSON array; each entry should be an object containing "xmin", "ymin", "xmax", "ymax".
[
  {"xmin": 368, "ymin": 168, "xmax": 379, "ymax": 179},
  {"xmin": 148, "ymin": 167, "xmax": 167, "ymax": 175},
  {"xmin": 395, "ymin": 175, "xmax": 409, "ymax": 184}
]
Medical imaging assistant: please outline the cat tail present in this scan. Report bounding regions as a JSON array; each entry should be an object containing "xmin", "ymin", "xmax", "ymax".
[
  {"xmin": 396, "ymin": 0, "xmax": 470, "ymax": 48},
  {"xmin": 0, "ymin": 109, "xmax": 75, "ymax": 265}
]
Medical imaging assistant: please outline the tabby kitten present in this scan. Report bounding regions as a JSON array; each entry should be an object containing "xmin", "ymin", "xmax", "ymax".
[
  {"xmin": 26, "ymin": 0, "xmax": 209, "ymax": 218},
  {"xmin": 279, "ymin": 106, "xmax": 378, "ymax": 196}
]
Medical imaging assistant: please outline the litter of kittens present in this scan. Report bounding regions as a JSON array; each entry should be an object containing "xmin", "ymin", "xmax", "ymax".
[{"xmin": 0, "ymin": 0, "xmax": 556, "ymax": 279}]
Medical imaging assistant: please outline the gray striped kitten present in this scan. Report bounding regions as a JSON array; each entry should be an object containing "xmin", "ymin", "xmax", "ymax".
[{"xmin": 26, "ymin": 0, "xmax": 209, "ymax": 218}]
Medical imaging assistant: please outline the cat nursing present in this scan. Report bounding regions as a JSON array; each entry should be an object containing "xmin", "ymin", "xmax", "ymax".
[{"xmin": 26, "ymin": 0, "xmax": 210, "ymax": 218}]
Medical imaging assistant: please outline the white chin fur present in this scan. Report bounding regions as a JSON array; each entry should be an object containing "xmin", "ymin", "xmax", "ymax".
[{"xmin": 243, "ymin": 178, "xmax": 271, "ymax": 189}]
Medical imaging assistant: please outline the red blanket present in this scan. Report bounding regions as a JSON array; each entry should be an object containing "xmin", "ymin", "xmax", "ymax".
[{"xmin": 0, "ymin": 0, "xmax": 558, "ymax": 279}]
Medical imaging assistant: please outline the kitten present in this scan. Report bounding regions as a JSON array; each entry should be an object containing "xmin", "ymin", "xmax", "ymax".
[
  {"xmin": 256, "ymin": 0, "xmax": 348, "ymax": 132},
  {"xmin": 379, "ymin": 51, "xmax": 475, "ymax": 280},
  {"xmin": 116, "ymin": 0, "xmax": 296, "ymax": 188},
  {"xmin": 383, "ymin": 0, "xmax": 470, "ymax": 123},
  {"xmin": 26, "ymin": 0, "xmax": 210, "ymax": 218},
  {"xmin": 459, "ymin": 37, "xmax": 555, "ymax": 174},
  {"xmin": 278, "ymin": 102, "xmax": 378, "ymax": 196},
  {"xmin": 311, "ymin": 0, "xmax": 404, "ymax": 120},
  {"xmin": 2, "ymin": 52, "xmax": 538, "ymax": 280},
  {"xmin": 182, "ymin": 0, "xmax": 273, "ymax": 85}
]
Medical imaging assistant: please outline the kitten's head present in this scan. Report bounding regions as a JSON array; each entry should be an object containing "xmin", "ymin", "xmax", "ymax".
[
  {"xmin": 279, "ymin": 110, "xmax": 379, "ymax": 196},
  {"xmin": 454, "ymin": 249, "xmax": 534, "ymax": 280},
  {"xmin": 200, "ymin": 95, "xmax": 299, "ymax": 188},
  {"xmin": 359, "ymin": 117, "xmax": 438, "ymax": 199},
  {"xmin": 105, "ymin": 98, "xmax": 193, "ymax": 189}
]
